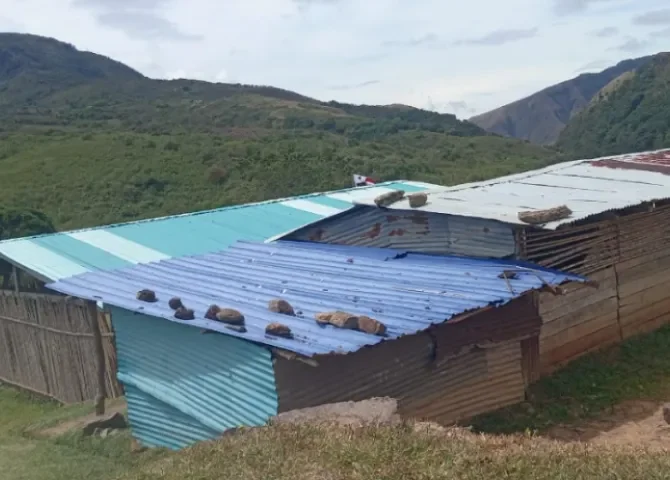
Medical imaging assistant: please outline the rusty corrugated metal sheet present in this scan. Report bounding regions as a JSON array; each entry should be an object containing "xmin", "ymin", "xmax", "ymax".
[
  {"xmin": 286, "ymin": 207, "xmax": 517, "ymax": 258},
  {"xmin": 352, "ymin": 148, "xmax": 670, "ymax": 230},
  {"xmin": 274, "ymin": 298, "xmax": 531, "ymax": 424},
  {"xmin": 403, "ymin": 341, "xmax": 524, "ymax": 423},
  {"xmin": 430, "ymin": 295, "xmax": 540, "ymax": 362}
]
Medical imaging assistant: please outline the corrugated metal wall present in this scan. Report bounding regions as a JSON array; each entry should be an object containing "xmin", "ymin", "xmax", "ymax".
[
  {"xmin": 285, "ymin": 207, "xmax": 517, "ymax": 258},
  {"xmin": 110, "ymin": 307, "xmax": 279, "ymax": 450},
  {"xmin": 274, "ymin": 297, "xmax": 537, "ymax": 424}
]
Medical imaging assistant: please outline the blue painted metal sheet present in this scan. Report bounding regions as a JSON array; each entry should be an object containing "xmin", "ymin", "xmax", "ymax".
[
  {"xmin": 111, "ymin": 306, "xmax": 278, "ymax": 450},
  {"xmin": 48, "ymin": 241, "xmax": 584, "ymax": 358},
  {"xmin": 0, "ymin": 181, "xmax": 437, "ymax": 282}
]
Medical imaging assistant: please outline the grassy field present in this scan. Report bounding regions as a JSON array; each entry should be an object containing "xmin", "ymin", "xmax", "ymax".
[
  {"xmin": 3, "ymin": 326, "xmax": 670, "ymax": 479},
  {"xmin": 0, "ymin": 388, "xmax": 166, "ymax": 480}
]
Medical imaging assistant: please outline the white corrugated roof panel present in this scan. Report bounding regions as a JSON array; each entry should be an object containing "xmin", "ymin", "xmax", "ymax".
[{"xmin": 354, "ymin": 148, "xmax": 670, "ymax": 230}]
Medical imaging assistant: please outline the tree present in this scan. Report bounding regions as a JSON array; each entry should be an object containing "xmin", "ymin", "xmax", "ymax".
[
  {"xmin": 0, "ymin": 207, "xmax": 56, "ymax": 241},
  {"xmin": 0, "ymin": 207, "xmax": 56, "ymax": 290}
]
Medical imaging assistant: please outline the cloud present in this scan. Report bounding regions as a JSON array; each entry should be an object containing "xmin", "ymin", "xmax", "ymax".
[
  {"xmin": 553, "ymin": 0, "xmax": 618, "ymax": 16},
  {"xmin": 574, "ymin": 59, "xmax": 611, "ymax": 72},
  {"xmin": 2, "ymin": 0, "xmax": 662, "ymax": 117},
  {"xmin": 73, "ymin": 0, "xmax": 199, "ymax": 41},
  {"xmin": 610, "ymin": 37, "xmax": 649, "ymax": 53},
  {"xmin": 72, "ymin": 0, "xmax": 171, "ymax": 9},
  {"xmin": 633, "ymin": 9, "xmax": 670, "ymax": 26},
  {"xmin": 382, "ymin": 34, "xmax": 438, "ymax": 48},
  {"xmin": 455, "ymin": 28, "xmax": 538, "ymax": 46},
  {"xmin": 0, "ymin": 15, "xmax": 23, "ymax": 31},
  {"xmin": 447, "ymin": 101, "xmax": 477, "ymax": 115},
  {"xmin": 292, "ymin": 0, "xmax": 341, "ymax": 12},
  {"xmin": 651, "ymin": 26, "xmax": 670, "ymax": 38},
  {"xmin": 96, "ymin": 11, "xmax": 201, "ymax": 41},
  {"xmin": 593, "ymin": 26, "xmax": 619, "ymax": 37},
  {"xmin": 214, "ymin": 69, "xmax": 229, "ymax": 82},
  {"xmin": 327, "ymin": 80, "xmax": 380, "ymax": 91}
]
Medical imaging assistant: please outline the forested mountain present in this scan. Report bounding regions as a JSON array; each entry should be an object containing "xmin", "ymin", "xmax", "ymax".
[
  {"xmin": 470, "ymin": 55, "xmax": 655, "ymax": 145},
  {"xmin": 0, "ymin": 33, "xmax": 559, "ymax": 231},
  {"xmin": 557, "ymin": 53, "xmax": 670, "ymax": 158}
]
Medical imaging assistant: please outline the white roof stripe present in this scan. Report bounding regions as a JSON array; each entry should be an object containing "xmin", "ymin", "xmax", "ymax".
[
  {"xmin": 0, "ymin": 241, "xmax": 90, "ymax": 281},
  {"xmin": 67, "ymin": 230, "xmax": 170, "ymax": 264},
  {"xmin": 327, "ymin": 186, "xmax": 396, "ymax": 203},
  {"xmin": 402, "ymin": 180, "xmax": 442, "ymax": 189},
  {"xmin": 280, "ymin": 199, "xmax": 345, "ymax": 217}
]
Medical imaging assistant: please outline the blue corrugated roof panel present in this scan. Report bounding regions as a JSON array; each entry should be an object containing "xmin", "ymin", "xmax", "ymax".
[
  {"xmin": 47, "ymin": 241, "xmax": 584, "ymax": 358},
  {"xmin": 0, "ymin": 181, "xmax": 436, "ymax": 282}
]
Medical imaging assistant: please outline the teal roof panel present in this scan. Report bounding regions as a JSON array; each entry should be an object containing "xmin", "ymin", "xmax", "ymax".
[{"xmin": 0, "ymin": 181, "xmax": 438, "ymax": 281}]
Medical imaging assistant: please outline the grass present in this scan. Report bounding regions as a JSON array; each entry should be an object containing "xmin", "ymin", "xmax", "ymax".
[
  {"xmin": 471, "ymin": 324, "xmax": 670, "ymax": 434},
  {"xmin": 0, "ymin": 387, "xmax": 166, "ymax": 480},
  {"xmin": 120, "ymin": 423, "xmax": 670, "ymax": 480},
  {"xmin": 3, "ymin": 326, "xmax": 670, "ymax": 479}
]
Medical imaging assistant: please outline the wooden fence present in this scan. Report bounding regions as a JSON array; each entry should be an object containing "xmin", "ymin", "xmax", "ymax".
[{"xmin": 0, "ymin": 291, "xmax": 122, "ymax": 404}]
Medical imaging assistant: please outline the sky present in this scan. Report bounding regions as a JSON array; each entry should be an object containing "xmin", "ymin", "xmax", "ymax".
[{"xmin": 1, "ymin": 0, "xmax": 669, "ymax": 117}]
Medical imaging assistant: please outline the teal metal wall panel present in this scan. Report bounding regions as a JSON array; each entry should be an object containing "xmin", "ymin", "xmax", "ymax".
[
  {"xmin": 111, "ymin": 306, "xmax": 278, "ymax": 450},
  {"xmin": 124, "ymin": 385, "xmax": 221, "ymax": 450}
]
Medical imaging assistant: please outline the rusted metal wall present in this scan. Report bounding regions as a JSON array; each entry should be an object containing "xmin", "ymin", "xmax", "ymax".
[
  {"xmin": 274, "ymin": 296, "xmax": 539, "ymax": 424},
  {"xmin": 286, "ymin": 207, "xmax": 517, "ymax": 258}
]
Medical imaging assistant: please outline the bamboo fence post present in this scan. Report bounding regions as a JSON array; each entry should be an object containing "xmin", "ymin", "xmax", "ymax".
[{"xmin": 87, "ymin": 300, "xmax": 107, "ymax": 415}]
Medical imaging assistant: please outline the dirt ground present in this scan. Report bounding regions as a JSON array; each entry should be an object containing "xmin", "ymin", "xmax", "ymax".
[
  {"xmin": 33, "ymin": 397, "xmax": 128, "ymax": 438},
  {"xmin": 546, "ymin": 400, "xmax": 670, "ymax": 449}
]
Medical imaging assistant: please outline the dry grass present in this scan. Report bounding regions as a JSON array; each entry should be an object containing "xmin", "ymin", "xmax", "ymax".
[
  {"xmin": 6, "ymin": 326, "xmax": 670, "ymax": 479},
  {"xmin": 122, "ymin": 422, "xmax": 670, "ymax": 480}
]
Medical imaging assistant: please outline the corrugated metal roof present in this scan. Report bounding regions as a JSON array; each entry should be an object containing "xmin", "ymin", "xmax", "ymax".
[
  {"xmin": 0, "ymin": 181, "xmax": 435, "ymax": 282},
  {"xmin": 285, "ymin": 207, "xmax": 518, "ymax": 258},
  {"xmin": 354, "ymin": 149, "xmax": 670, "ymax": 230},
  {"xmin": 47, "ymin": 241, "xmax": 584, "ymax": 358}
]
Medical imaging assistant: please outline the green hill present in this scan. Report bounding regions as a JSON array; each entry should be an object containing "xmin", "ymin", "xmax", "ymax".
[
  {"xmin": 557, "ymin": 53, "xmax": 670, "ymax": 158},
  {"xmin": 470, "ymin": 56, "xmax": 655, "ymax": 145},
  {"xmin": 0, "ymin": 33, "xmax": 558, "ymax": 230}
]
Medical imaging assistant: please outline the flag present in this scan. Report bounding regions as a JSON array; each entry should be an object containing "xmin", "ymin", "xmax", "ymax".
[{"xmin": 353, "ymin": 174, "xmax": 376, "ymax": 187}]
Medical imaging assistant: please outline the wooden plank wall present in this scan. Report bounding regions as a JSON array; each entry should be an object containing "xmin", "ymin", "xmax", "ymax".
[
  {"xmin": 616, "ymin": 205, "xmax": 670, "ymax": 339},
  {"xmin": 533, "ymin": 204, "xmax": 670, "ymax": 375},
  {"xmin": 538, "ymin": 268, "xmax": 619, "ymax": 374},
  {"xmin": 0, "ymin": 291, "xmax": 123, "ymax": 403}
]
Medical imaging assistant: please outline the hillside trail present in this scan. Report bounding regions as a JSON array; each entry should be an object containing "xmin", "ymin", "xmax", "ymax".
[{"xmin": 545, "ymin": 400, "xmax": 670, "ymax": 449}]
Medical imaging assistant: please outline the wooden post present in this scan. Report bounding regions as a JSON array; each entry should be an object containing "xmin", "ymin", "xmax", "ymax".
[
  {"xmin": 87, "ymin": 300, "xmax": 107, "ymax": 415},
  {"xmin": 11, "ymin": 266, "xmax": 19, "ymax": 294}
]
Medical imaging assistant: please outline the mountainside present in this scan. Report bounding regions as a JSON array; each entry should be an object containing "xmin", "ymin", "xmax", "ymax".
[
  {"xmin": 557, "ymin": 53, "xmax": 670, "ymax": 158},
  {"xmin": 470, "ymin": 56, "xmax": 655, "ymax": 145},
  {"xmin": 0, "ymin": 33, "xmax": 558, "ymax": 231}
]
